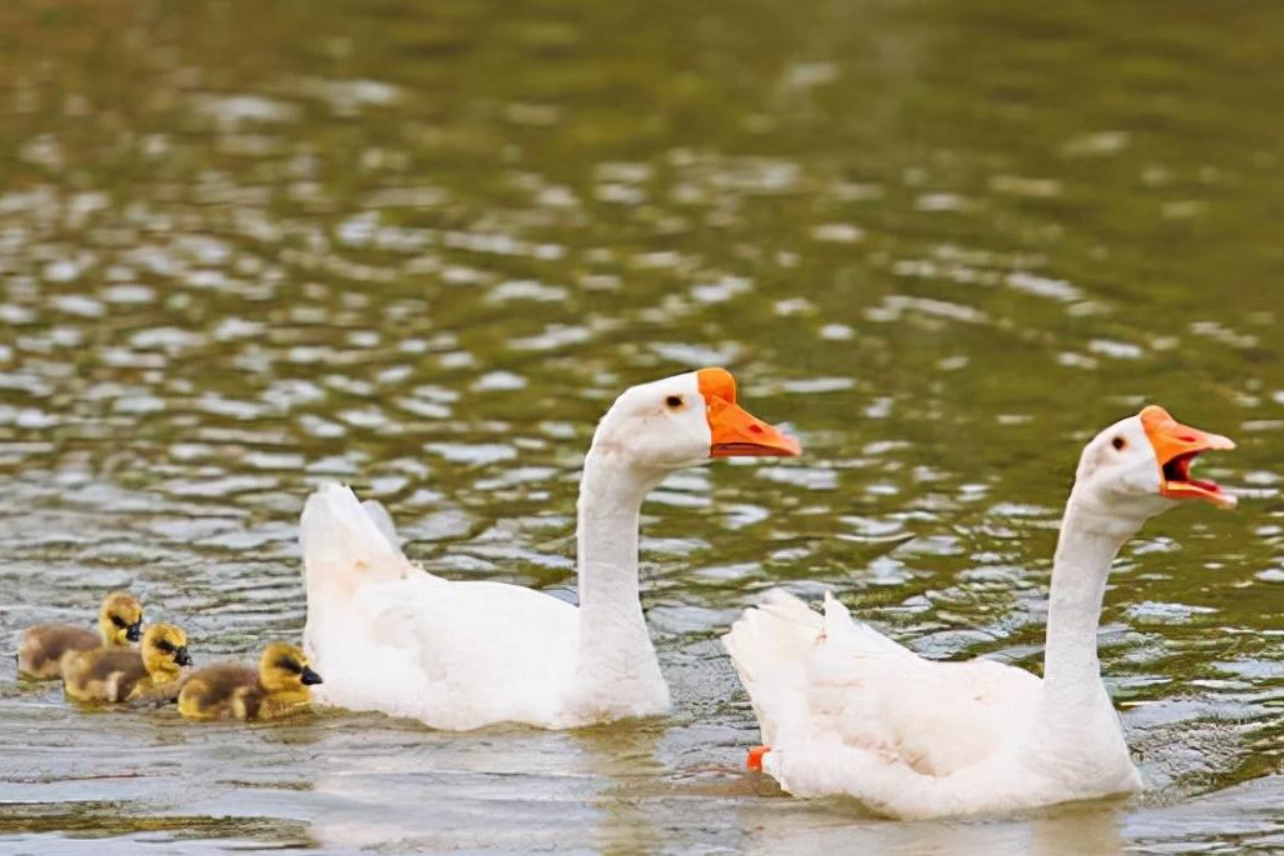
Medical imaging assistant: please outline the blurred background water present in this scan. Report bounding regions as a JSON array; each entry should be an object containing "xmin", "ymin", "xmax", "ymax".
[{"xmin": 1, "ymin": 0, "xmax": 1282, "ymax": 853}]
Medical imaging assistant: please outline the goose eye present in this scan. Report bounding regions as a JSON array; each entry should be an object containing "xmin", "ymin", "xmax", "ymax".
[
  {"xmin": 665, "ymin": 395, "xmax": 683, "ymax": 409},
  {"xmin": 156, "ymin": 640, "xmax": 174, "ymax": 653},
  {"xmin": 1112, "ymin": 436, "xmax": 1126, "ymax": 451},
  {"xmin": 111, "ymin": 616, "xmax": 127, "ymax": 628},
  {"xmin": 277, "ymin": 658, "xmax": 303, "ymax": 674}
]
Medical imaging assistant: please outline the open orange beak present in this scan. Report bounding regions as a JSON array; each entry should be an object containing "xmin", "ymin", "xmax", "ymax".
[
  {"xmin": 698, "ymin": 367, "xmax": 801, "ymax": 458},
  {"xmin": 1140, "ymin": 405, "xmax": 1236, "ymax": 509}
]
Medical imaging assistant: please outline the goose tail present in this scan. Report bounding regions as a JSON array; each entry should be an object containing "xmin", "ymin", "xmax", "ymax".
[
  {"xmin": 300, "ymin": 482, "xmax": 412, "ymax": 597},
  {"xmin": 722, "ymin": 590, "xmax": 824, "ymax": 746}
]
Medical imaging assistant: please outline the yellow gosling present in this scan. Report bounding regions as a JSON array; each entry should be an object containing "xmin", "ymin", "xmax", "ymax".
[
  {"xmin": 178, "ymin": 643, "xmax": 321, "ymax": 722},
  {"xmin": 18, "ymin": 592, "xmax": 143, "ymax": 680},
  {"xmin": 63, "ymin": 623, "xmax": 191, "ymax": 704}
]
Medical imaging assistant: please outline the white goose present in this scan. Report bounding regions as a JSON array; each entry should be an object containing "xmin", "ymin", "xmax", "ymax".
[
  {"xmin": 301, "ymin": 367, "xmax": 799, "ymax": 730},
  {"xmin": 724, "ymin": 406, "xmax": 1236, "ymax": 819}
]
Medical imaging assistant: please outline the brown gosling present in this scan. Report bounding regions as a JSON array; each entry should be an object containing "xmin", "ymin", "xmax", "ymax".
[
  {"xmin": 63, "ymin": 623, "xmax": 192, "ymax": 704},
  {"xmin": 17, "ymin": 592, "xmax": 143, "ymax": 680},
  {"xmin": 177, "ymin": 642, "xmax": 322, "ymax": 722}
]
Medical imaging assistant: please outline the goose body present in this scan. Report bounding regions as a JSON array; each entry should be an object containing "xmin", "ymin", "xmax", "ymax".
[
  {"xmin": 728, "ymin": 590, "xmax": 1045, "ymax": 779},
  {"xmin": 303, "ymin": 516, "xmax": 592, "ymax": 728},
  {"xmin": 303, "ymin": 368, "xmax": 799, "ymax": 730},
  {"xmin": 17, "ymin": 592, "xmax": 142, "ymax": 680},
  {"xmin": 178, "ymin": 643, "xmax": 322, "ymax": 721},
  {"xmin": 725, "ymin": 406, "xmax": 1236, "ymax": 819},
  {"xmin": 63, "ymin": 623, "xmax": 191, "ymax": 704}
]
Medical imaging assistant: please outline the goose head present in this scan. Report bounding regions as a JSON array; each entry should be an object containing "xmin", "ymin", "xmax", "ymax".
[
  {"xmin": 141, "ymin": 623, "xmax": 192, "ymax": 681},
  {"xmin": 588, "ymin": 367, "xmax": 800, "ymax": 472},
  {"xmin": 259, "ymin": 642, "xmax": 323, "ymax": 693},
  {"xmin": 98, "ymin": 592, "xmax": 143, "ymax": 645},
  {"xmin": 1070, "ymin": 405, "xmax": 1236, "ymax": 523}
]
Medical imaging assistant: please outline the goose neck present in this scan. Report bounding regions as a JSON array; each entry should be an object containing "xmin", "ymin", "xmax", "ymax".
[
  {"xmin": 574, "ymin": 449, "xmax": 665, "ymax": 665},
  {"xmin": 1041, "ymin": 502, "xmax": 1134, "ymax": 692}
]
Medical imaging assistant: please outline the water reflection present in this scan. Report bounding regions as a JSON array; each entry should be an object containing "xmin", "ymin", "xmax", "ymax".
[
  {"xmin": 578, "ymin": 725, "xmax": 665, "ymax": 856},
  {"xmin": 739, "ymin": 800, "xmax": 1128, "ymax": 856}
]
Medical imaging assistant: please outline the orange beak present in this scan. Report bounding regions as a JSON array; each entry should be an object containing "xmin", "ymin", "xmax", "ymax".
[
  {"xmin": 1140, "ymin": 405, "xmax": 1236, "ymax": 509},
  {"xmin": 698, "ymin": 367, "xmax": 802, "ymax": 458}
]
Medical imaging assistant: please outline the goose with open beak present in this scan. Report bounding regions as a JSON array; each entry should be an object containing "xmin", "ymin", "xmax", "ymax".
[{"xmin": 724, "ymin": 406, "xmax": 1236, "ymax": 819}]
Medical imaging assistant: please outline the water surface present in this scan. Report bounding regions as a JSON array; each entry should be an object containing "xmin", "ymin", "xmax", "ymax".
[{"xmin": 1, "ymin": 0, "xmax": 1283, "ymax": 853}]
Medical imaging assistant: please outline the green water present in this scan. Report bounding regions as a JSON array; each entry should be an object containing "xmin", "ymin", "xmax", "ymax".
[{"xmin": 1, "ymin": 0, "xmax": 1282, "ymax": 852}]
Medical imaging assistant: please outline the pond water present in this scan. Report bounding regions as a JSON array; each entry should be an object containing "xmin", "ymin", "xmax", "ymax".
[{"xmin": 1, "ymin": 0, "xmax": 1282, "ymax": 853}]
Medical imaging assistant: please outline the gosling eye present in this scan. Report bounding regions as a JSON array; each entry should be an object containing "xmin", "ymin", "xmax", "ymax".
[
  {"xmin": 111, "ymin": 616, "xmax": 127, "ymax": 629},
  {"xmin": 1112, "ymin": 436, "xmax": 1127, "ymax": 451},
  {"xmin": 665, "ymin": 395, "xmax": 684, "ymax": 410},
  {"xmin": 155, "ymin": 640, "xmax": 174, "ymax": 653},
  {"xmin": 277, "ymin": 657, "xmax": 304, "ymax": 674}
]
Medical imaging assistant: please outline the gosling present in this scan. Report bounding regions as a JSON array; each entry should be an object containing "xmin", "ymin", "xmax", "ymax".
[
  {"xmin": 18, "ymin": 592, "xmax": 143, "ymax": 680},
  {"xmin": 63, "ymin": 623, "xmax": 192, "ymax": 704},
  {"xmin": 178, "ymin": 642, "xmax": 322, "ymax": 722}
]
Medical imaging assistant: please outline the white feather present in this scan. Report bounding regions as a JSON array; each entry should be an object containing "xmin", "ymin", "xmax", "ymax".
[
  {"xmin": 302, "ymin": 484, "xmax": 586, "ymax": 730},
  {"xmin": 300, "ymin": 368, "xmax": 800, "ymax": 732},
  {"xmin": 719, "ymin": 413, "xmax": 1222, "ymax": 818}
]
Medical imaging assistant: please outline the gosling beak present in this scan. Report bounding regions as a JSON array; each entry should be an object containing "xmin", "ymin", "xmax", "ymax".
[
  {"xmin": 1140, "ymin": 405, "xmax": 1237, "ymax": 509},
  {"xmin": 174, "ymin": 646, "xmax": 193, "ymax": 667},
  {"xmin": 698, "ymin": 367, "xmax": 802, "ymax": 458},
  {"xmin": 300, "ymin": 666, "xmax": 323, "ymax": 686},
  {"xmin": 126, "ymin": 622, "xmax": 142, "ymax": 643}
]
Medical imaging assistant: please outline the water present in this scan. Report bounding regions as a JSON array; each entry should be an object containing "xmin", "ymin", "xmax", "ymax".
[{"xmin": 1, "ymin": 0, "xmax": 1283, "ymax": 852}]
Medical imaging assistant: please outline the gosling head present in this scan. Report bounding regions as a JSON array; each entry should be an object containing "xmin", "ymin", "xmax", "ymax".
[
  {"xmin": 588, "ymin": 367, "xmax": 801, "ymax": 472},
  {"xmin": 1070, "ymin": 405, "xmax": 1236, "ymax": 523},
  {"xmin": 141, "ymin": 623, "xmax": 192, "ymax": 680},
  {"xmin": 98, "ymin": 592, "xmax": 143, "ymax": 645},
  {"xmin": 258, "ymin": 642, "xmax": 322, "ymax": 693}
]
